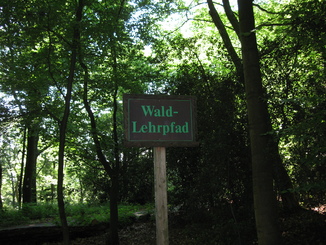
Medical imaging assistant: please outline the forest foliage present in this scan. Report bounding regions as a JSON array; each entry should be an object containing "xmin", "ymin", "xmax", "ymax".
[{"xmin": 0, "ymin": 0, "xmax": 325, "ymax": 244}]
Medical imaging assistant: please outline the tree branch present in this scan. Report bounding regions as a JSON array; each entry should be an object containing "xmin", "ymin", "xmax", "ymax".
[
  {"xmin": 222, "ymin": 0, "xmax": 240, "ymax": 38},
  {"xmin": 253, "ymin": 3, "xmax": 282, "ymax": 15},
  {"xmin": 80, "ymin": 56, "xmax": 113, "ymax": 176},
  {"xmin": 207, "ymin": 0, "xmax": 243, "ymax": 76}
]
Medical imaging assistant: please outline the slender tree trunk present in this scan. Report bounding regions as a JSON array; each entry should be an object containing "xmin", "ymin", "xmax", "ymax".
[
  {"xmin": 81, "ymin": 39, "xmax": 120, "ymax": 245},
  {"xmin": 23, "ymin": 123, "xmax": 39, "ymax": 204},
  {"xmin": 109, "ymin": 172, "xmax": 120, "ymax": 245},
  {"xmin": 57, "ymin": 1, "xmax": 84, "ymax": 244},
  {"xmin": 18, "ymin": 126, "xmax": 27, "ymax": 208},
  {"xmin": 58, "ymin": 119, "xmax": 71, "ymax": 245},
  {"xmin": 0, "ymin": 162, "xmax": 3, "ymax": 211},
  {"xmin": 80, "ymin": 15, "xmax": 122, "ymax": 241},
  {"xmin": 238, "ymin": 1, "xmax": 282, "ymax": 244},
  {"xmin": 208, "ymin": 0, "xmax": 299, "ymax": 211},
  {"xmin": 270, "ymin": 136, "xmax": 300, "ymax": 211},
  {"xmin": 109, "ymin": 82, "xmax": 120, "ymax": 245},
  {"xmin": 82, "ymin": 79, "xmax": 120, "ymax": 245},
  {"xmin": 207, "ymin": 0, "xmax": 243, "ymax": 78}
]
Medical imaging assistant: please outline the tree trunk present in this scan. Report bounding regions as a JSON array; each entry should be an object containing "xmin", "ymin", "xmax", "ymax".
[
  {"xmin": 109, "ymin": 172, "xmax": 120, "ymax": 245},
  {"xmin": 83, "ymin": 86, "xmax": 120, "ymax": 244},
  {"xmin": 269, "ymin": 134, "xmax": 300, "ymax": 211},
  {"xmin": 80, "ymin": 20, "xmax": 122, "ymax": 243},
  {"xmin": 238, "ymin": 1, "xmax": 283, "ymax": 244},
  {"xmin": 208, "ymin": 0, "xmax": 299, "ymax": 212},
  {"xmin": 0, "ymin": 162, "xmax": 3, "ymax": 211},
  {"xmin": 81, "ymin": 41, "xmax": 120, "ymax": 245},
  {"xmin": 57, "ymin": 1, "xmax": 84, "ymax": 244},
  {"xmin": 18, "ymin": 126, "xmax": 27, "ymax": 208},
  {"xmin": 23, "ymin": 123, "xmax": 39, "ymax": 204},
  {"xmin": 109, "ymin": 82, "xmax": 121, "ymax": 245},
  {"xmin": 58, "ymin": 124, "xmax": 70, "ymax": 245},
  {"xmin": 207, "ymin": 0, "xmax": 243, "ymax": 77}
]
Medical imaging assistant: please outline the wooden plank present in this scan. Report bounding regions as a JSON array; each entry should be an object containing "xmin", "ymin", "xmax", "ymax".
[{"xmin": 154, "ymin": 147, "xmax": 169, "ymax": 245}]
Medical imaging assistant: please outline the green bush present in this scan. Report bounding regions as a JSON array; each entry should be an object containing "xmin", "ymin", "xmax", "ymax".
[
  {"xmin": 22, "ymin": 203, "xmax": 58, "ymax": 220},
  {"xmin": 0, "ymin": 202, "xmax": 152, "ymax": 228},
  {"xmin": 0, "ymin": 208, "xmax": 29, "ymax": 227}
]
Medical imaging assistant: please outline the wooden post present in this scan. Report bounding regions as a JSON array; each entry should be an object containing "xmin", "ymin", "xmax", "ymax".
[{"xmin": 154, "ymin": 147, "xmax": 169, "ymax": 245}]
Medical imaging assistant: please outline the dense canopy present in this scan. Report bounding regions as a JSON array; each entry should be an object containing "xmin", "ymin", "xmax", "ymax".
[{"xmin": 0, "ymin": 0, "xmax": 325, "ymax": 244}]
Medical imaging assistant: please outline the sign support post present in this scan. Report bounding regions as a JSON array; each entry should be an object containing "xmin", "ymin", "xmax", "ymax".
[
  {"xmin": 124, "ymin": 94, "xmax": 198, "ymax": 245},
  {"xmin": 154, "ymin": 146, "xmax": 168, "ymax": 245}
]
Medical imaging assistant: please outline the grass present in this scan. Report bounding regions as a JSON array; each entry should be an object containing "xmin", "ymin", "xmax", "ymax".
[
  {"xmin": 0, "ymin": 202, "xmax": 153, "ymax": 228},
  {"xmin": 0, "ymin": 208, "xmax": 30, "ymax": 227}
]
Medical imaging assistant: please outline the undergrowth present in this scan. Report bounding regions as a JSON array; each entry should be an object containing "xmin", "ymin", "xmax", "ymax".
[{"xmin": 0, "ymin": 202, "xmax": 153, "ymax": 228}]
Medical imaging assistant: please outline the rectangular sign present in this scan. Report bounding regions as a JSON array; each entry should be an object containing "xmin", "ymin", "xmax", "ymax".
[{"xmin": 123, "ymin": 94, "xmax": 198, "ymax": 147}]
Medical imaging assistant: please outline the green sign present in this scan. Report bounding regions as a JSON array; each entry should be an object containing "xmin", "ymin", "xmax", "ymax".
[{"xmin": 123, "ymin": 94, "xmax": 198, "ymax": 147}]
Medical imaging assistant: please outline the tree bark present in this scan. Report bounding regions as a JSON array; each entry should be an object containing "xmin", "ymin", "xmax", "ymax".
[
  {"xmin": 82, "ymin": 79, "xmax": 120, "ymax": 245},
  {"xmin": 0, "ymin": 161, "xmax": 3, "ymax": 211},
  {"xmin": 57, "ymin": 1, "xmax": 84, "ymax": 244},
  {"xmin": 207, "ymin": 0, "xmax": 300, "ymax": 212},
  {"xmin": 18, "ymin": 126, "xmax": 27, "ymax": 208},
  {"xmin": 222, "ymin": 0, "xmax": 240, "ymax": 38},
  {"xmin": 207, "ymin": 0, "xmax": 243, "ymax": 78},
  {"xmin": 81, "ymin": 36, "xmax": 120, "ymax": 245},
  {"xmin": 109, "ymin": 38, "xmax": 121, "ymax": 245},
  {"xmin": 109, "ymin": 172, "xmax": 120, "ymax": 245},
  {"xmin": 238, "ymin": 1, "xmax": 282, "ymax": 244},
  {"xmin": 270, "ymin": 140, "xmax": 300, "ymax": 211},
  {"xmin": 23, "ymin": 123, "xmax": 39, "ymax": 204}
]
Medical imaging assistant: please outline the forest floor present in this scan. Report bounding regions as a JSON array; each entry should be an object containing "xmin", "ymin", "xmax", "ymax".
[
  {"xmin": 1, "ymin": 205, "xmax": 325, "ymax": 245},
  {"xmin": 43, "ymin": 205, "xmax": 326, "ymax": 245}
]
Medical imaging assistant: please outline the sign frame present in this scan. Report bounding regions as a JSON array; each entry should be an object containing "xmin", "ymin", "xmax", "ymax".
[{"xmin": 123, "ymin": 94, "xmax": 198, "ymax": 147}]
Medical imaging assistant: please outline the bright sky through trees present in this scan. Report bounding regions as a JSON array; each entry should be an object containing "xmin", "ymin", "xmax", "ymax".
[
  {"xmin": 159, "ymin": 0, "xmax": 238, "ymax": 37},
  {"xmin": 1, "ymin": 0, "xmax": 325, "ymax": 243}
]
